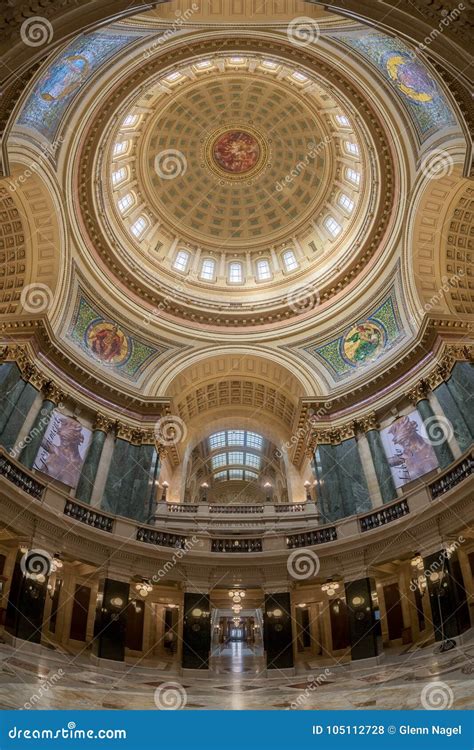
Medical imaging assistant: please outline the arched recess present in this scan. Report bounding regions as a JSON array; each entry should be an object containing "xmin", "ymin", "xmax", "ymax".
[
  {"xmin": 0, "ymin": 160, "xmax": 64, "ymax": 324},
  {"xmin": 408, "ymin": 165, "xmax": 473, "ymax": 322},
  {"xmin": 161, "ymin": 353, "xmax": 310, "ymax": 503}
]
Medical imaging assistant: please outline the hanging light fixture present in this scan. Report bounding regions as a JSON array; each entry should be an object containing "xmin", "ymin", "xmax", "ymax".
[
  {"xmin": 321, "ymin": 581, "xmax": 340, "ymax": 596},
  {"xmin": 135, "ymin": 580, "xmax": 153, "ymax": 598},
  {"xmin": 228, "ymin": 588, "xmax": 246, "ymax": 604},
  {"xmin": 411, "ymin": 554, "xmax": 423, "ymax": 570}
]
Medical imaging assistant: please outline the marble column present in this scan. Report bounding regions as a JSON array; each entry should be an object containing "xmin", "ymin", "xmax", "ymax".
[
  {"xmin": 264, "ymin": 592, "xmax": 294, "ymax": 670},
  {"xmin": 334, "ymin": 425, "xmax": 371, "ymax": 515},
  {"xmin": 360, "ymin": 413, "xmax": 397, "ymax": 503},
  {"xmin": 423, "ymin": 549, "xmax": 470, "ymax": 642},
  {"xmin": 101, "ymin": 428, "xmax": 131, "ymax": 515},
  {"xmin": 5, "ymin": 554, "xmax": 49, "ymax": 644},
  {"xmin": 409, "ymin": 386, "xmax": 454, "ymax": 469},
  {"xmin": 92, "ymin": 578, "xmax": 130, "ymax": 662},
  {"xmin": 19, "ymin": 382, "xmax": 63, "ymax": 469},
  {"xmin": 75, "ymin": 414, "xmax": 112, "ymax": 504},
  {"xmin": 182, "ymin": 592, "xmax": 211, "ymax": 670},
  {"xmin": 0, "ymin": 380, "xmax": 39, "ymax": 453},
  {"xmin": 433, "ymin": 382, "xmax": 472, "ymax": 452},
  {"xmin": 312, "ymin": 432, "xmax": 344, "ymax": 522},
  {"xmin": 446, "ymin": 362, "xmax": 474, "ymax": 436},
  {"xmin": 345, "ymin": 577, "xmax": 382, "ymax": 662}
]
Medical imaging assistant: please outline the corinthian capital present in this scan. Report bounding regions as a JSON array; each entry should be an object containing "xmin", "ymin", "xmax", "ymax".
[{"xmin": 406, "ymin": 380, "xmax": 430, "ymax": 405}]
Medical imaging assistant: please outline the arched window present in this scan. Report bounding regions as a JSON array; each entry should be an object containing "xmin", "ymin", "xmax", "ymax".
[
  {"xmin": 344, "ymin": 141, "xmax": 359, "ymax": 156},
  {"xmin": 282, "ymin": 249, "xmax": 298, "ymax": 272},
  {"xmin": 112, "ymin": 167, "xmax": 128, "ymax": 186},
  {"xmin": 200, "ymin": 258, "xmax": 216, "ymax": 281},
  {"xmin": 173, "ymin": 250, "xmax": 190, "ymax": 273},
  {"xmin": 345, "ymin": 167, "xmax": 360, "ymax": 186},
  {"xmin": 117, "ymin": 193, "xmax": 135, "ymax": 214},
  {"xmin": 113, "ymin": 140, "xmax": 129, "ymax": 157},
  {"xmin": 122, "ymin": 114, "xmax": 139, "ymax": 128},
  {"xmin": 229, "ymin": 261, "xmax": 243, "ymax": 283},
  {"xmin": 338, "ymin": 193, "xmax": 354, "ymax": 213},
  {"xmin": 335, "ymin": 114, "xmax": 350, "ymax": 127},
  {"xmin": 324, "ymin": 216, "xmax": 342, "ymax": 237},
  {"xmin": 130, "ymin": 215, "xmax": 148, "ymax": 239},
  {"xmin": 256, "ymin": 258, "xmax": 272, "ymax": 281}
]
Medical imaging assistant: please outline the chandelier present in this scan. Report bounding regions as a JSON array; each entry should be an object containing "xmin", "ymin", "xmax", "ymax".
[
  {"xmin": 135, "ymin": 580, "xmax": 153, "ymax": 598},
  {"xmin": 321, "ymin": 581, "xmax": 340, "ymax": 596},
  {"xmin": 228, "ymin": 588, "xmax": 246, "ymax": 604}
]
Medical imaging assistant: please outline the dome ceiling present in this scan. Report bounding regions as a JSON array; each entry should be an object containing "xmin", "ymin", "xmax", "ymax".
[{"xmin": 76, "ymin": 40, "xmax": 394, "ymax": 326}]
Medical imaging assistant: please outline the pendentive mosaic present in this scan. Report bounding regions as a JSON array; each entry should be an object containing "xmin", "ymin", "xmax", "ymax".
[
  {"xmin": 329, "ymin": 30, "xmax": 456, "ymax": 141},
  {"xmin": 66, "ymin": 294, "xmax": 168, "ymax": 381},
  {"xmin": 304, "ymin": 294, "xmax": 405, "ymax": 381}
]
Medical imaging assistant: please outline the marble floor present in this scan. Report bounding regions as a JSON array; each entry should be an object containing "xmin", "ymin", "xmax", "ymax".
[{"xmin": 0, "ymin": 636, "xmax": 473, "ymax": 710}]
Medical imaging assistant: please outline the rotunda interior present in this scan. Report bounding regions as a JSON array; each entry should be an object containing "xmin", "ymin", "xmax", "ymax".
[{"xmin": 0, "ymin": 0, "xmax": 472, "ymax": 712}]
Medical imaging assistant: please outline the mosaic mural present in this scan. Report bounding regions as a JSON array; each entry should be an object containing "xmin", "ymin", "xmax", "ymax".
[
  {"xmin": 330, "ymin": 31, "xmax": 456, "ymax": 141},
  {"xmin": 66, "ymin": 295, "xmax": 167, "ymax": 381},
  {"xmin": 304, "ymin": 294, "xmax": 405, "ymax": 381},
  {"xmin": 17, "ymin": 29, "xmax": 148, "ymax": 142},
  {"xmin": 380, "ymin": 410, "xmax": 439, "ymax": 487}
]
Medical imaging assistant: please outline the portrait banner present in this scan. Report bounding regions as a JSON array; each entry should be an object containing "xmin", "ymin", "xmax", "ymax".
[
  {"xmin": 380, "ymin": 410, "xmax": 438, "ymax": 488},
  {"xmin": 33, "ymin": 411, "xmax": 92, "ymax": 488}
]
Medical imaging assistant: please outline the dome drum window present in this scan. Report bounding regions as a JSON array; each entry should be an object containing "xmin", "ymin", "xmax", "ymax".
[
  {"xmin": 113, "ymin": 140, "xmax": 129, "ymax": 157},
  {"xmin": 200, "ymin": 258, "xmax": 216, "ymax": 281},
  {"xmin": 130, "ymin": 216, "xmax": 149, "ymax": 239},
  {"xmin": 256, "ymin": 258, "xmax": 272, "ymax": 281},
  {"xmin": 173, "ymin": 250, "xmax": 191, "ymax": 273},
  {"xmin": 338, "ymin": 193, "xmax": 354, "ymax": 213},
  {"xmin": 228, "ymin": 262, "xmax": 244, "ymax": 284},
  {"xmin": 118, "ymin": 193, "xmax": 135, "ymax": 214},
  {"xmin": 324, "ymin": 216, "xmax": 342, "ymax": 237},
  {"xmin": 282, "ymin": 249, "xmax": 298, "ymax": 272}
]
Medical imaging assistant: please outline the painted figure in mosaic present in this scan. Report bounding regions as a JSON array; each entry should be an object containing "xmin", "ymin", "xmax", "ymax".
[
  {"xmin": 344, "ymin": 322, "xmax": 383, "ymax": 364},
  {"xmin": 88, "ymin": 322, "xmax": 126, "ymax": 363},
  {"xmin": 40, "ymin": 55, "xmax": 90, "ymax": 102},
  {"xmin": 384, "ymin": 54, "xmax": 437, "ymax": 103}
]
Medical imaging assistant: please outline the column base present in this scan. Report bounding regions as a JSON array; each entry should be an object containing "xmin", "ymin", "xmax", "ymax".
[
  {"xmin": 181, "ymin": 667, "xmax": 210, "ymax": 678},
  {"xmin": 349, "ymin": 652, "xmax": 385, "ymax": 669},
  {"xmin": 2, "ymin": 631, "xmax": 44, "ymax": 653},
  {"xmin": 90, "ymin": 653, "xmax": 128, "ymax": 671}
]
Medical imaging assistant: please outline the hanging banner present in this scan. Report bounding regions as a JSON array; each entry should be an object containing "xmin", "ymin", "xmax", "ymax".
[
  {"xmin": 380, "ymin": 410, "xmax": 439, "ymax": 488},
  {"xmin": 33, "ymin": 410, "xmax": 91, "ymax": 488}
]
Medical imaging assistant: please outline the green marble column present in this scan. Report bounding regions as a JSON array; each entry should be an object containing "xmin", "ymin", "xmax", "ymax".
[
  {"xmin": 0, "ymin": 365, "xmax": 29, "ymax": 434},
  {"xmin": 75, "ymin": 415, "xmax": 111, "ymax": 504},
  {"xmin": 446, "ymin": 363, "xmax": 474, "ymax": 436},
  {"xmin": 129, "ymin": 443, "xmax": 155, "ymax": 522},
  {"xmin": 416, "ymin": 398, "xmax": 454, "ymax": 469},
  {"xmin": 0, "ymin": 362, "xmax": 17, "ymax": 392},
  {"xmin": 434, "ymin": 382, "xmax": 472, "ymax": 452},
  {"xmin": 0, "ymin": 382, "xmax": 39, "ymax": 454},
  {"xmin": 334, "ymin": 437, "xmax": 372, "ymax": 515},
  {"xmin": 316, "ymin": 442, "xmax": 344, "ymax": 522},
  {"xmin": 365, "ymin": 429, "xmax": 397, "ymax": 503},
  {"xmin": 19, "ymin": 398, "xmax": 56, "ymax": 469},
  {"xmin": 101, "ymin": 437, "xmax": 131, "ymax": 515}
]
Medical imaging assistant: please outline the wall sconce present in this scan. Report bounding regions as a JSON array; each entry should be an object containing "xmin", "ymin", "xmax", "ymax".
[
  {"xmin": 351, "ymin": 595, "xmax": 365, "ymax": 607},
  {"xmin": 135, "ymin": 580, "xmax": 153, "ymax": 598},
  {"xmin": 110, "ymin": 596, "xmax": 125, "ymax": 608},
  {"xmin": 161, "ymin": 481, "xmax": 169, "ymax": 501},
  {"xmin": 201, "ymin": 482, "xmax": 209, "ymax": 502},
  {"xmin": 264, "ymin": 481, "xmax": 272, "ymax": 502},
  {"xmin": 304, "ymin": 481, "xmax": 311, "ymax": 501}
]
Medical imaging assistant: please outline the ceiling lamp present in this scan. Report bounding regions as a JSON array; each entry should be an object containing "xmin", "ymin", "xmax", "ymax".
[
  {"xmin": 51, "ymin": 553, "xmax": 63, "ymax": 573},
  {"xmin": 228, "ymin": 588, "xmax": 246, "ymax": 604},
  {"xmin": 135, "ymin": 580, "xmax": 153, "ymax": 598},
  {"xmin": 321, "ymin": 581, "xmax": 340, "ymax": 596},
  {"xmin": 411, "ymin": 554, "xmax": 423, "ymax": 570},
  {"xmin": 232, "ymin": 604, "xmax": 242, "ymax": 614}
]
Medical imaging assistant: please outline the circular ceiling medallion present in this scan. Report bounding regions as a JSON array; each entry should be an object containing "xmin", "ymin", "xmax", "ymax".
[{"xmin": 204, "ymin": 124, "xmax": 269, "ymax": 181}]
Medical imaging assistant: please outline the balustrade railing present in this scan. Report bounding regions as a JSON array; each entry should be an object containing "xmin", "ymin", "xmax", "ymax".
[
  {"xmin": 64, "ymin": 499, "xmax": 114, "ymax": 532},
  {"xmin": 430, "ymin": 455, "xmax": 473, "ymax": 499},
  {"xmin": 137, "ymin": 527, "xmax": 188, "ymax": 549},
  {"xmin": 211, "ymin": 538, "xmax": 263, "ymax": 553},
  {"xmin": 168, "ymin": 503, "xmax": 197, "ymax": 513},
  {"xmin": 209, "ymin": 505, "xmax": 264, "ymax": 514},
  {"xmin": 276, "ymin": 503, "xmax": 306, "ymax": 513},
  {"xmin": 0, "ymin": 454, "xmax": 44, "ymax": 500},
  {"xmin": 286, "ymin": 527, "xmax": 337, "ymax": 548},
  {"xmin": 359, "ymin": 498, "xmax": 409, "ymax": 532}
]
